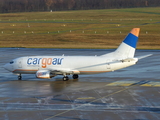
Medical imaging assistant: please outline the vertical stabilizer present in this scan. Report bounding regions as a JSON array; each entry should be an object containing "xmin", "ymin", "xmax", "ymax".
[{"xmin": 114, "ymin": 28, "xmax": 140, "ymax": 58}]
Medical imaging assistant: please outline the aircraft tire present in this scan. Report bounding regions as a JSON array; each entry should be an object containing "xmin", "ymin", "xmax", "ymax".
[
  {"xmin": 18, "ymin": 75, "xmax": 22, "ymax": 80},
  {"xmin": 63, "ymin": 76, "xmax": 69, "ymax": 81},
  {"xmin": 73, "ymin": 74, "xmax": 79, "ymax": 79}
]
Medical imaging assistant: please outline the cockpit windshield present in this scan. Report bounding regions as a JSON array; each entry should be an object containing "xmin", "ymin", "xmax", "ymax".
[{"xmin": 10, "ymin": 61, "xmax": 14, "ymax": 64}]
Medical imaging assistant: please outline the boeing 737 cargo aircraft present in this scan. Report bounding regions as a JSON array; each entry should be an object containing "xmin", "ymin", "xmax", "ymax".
[{"xmin": 3, "ymin": 28, "xmax": 150, "ymax": 81}]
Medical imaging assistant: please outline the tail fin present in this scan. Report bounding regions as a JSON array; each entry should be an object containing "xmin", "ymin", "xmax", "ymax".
[{"xmin": 114, "ymin": 28, "xmax": 140, "ymax": 58}]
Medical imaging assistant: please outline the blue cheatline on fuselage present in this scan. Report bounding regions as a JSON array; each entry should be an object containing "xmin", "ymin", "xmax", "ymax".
[{"xmin": 123, "ymin": 33, "xmax": 138, "ymax": 48}]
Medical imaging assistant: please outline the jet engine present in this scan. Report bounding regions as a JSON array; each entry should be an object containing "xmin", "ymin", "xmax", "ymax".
[{"xmin": 36, "ymin": 70, "xmax": 55, "ymax": 79}]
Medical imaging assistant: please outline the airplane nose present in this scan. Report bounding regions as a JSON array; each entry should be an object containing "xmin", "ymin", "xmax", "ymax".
[{"xmin": 3, "ymin": 63, "xmax": 12, "ymax": 72}]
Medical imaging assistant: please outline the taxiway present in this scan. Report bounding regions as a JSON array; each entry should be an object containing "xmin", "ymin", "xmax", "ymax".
[{"xmin": 0, "ymin": 48, "xmax": 160, "ymax": 120}]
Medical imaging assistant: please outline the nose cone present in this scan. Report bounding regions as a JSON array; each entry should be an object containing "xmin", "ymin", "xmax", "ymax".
[{"xmin": 3, "ymin": 63, "xmax": 12, "ymax": 72}]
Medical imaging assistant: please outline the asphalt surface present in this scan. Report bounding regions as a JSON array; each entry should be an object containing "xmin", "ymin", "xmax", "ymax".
[{"xmin": 0, "ymin": 48, "xmax": 160, "ymax": 120}]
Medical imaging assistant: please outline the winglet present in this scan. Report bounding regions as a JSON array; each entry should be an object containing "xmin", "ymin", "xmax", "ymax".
[{"xmin": 123, "ymin": 28, "xmax": 140, "ymax": 48}]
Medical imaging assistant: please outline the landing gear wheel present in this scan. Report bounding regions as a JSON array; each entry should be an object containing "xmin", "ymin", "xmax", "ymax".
[
  {"xmin": 63, "ymin": 76, "xmax": 69, "ymax": 81},
  {"xmin": 73, "ymin": 74, "xmax": 79, "ymax": 79},
  {"xmin": 18, "ymin": 75, "xmax": 22, "ymax": 80}
]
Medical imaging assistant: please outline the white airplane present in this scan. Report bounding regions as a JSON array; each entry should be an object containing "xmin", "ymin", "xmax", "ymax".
[{"xmin": 3, "ymin": 28, "xmax": 151, "ymax": 81}]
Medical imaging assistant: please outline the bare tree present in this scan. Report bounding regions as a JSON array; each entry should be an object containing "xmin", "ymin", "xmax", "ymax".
[
  {"xmin": 0, "ymin": 0, "xmax": 160, "ymax": 13},
  {"xmin": 68, "ymin": 0, "xmax": 75, "ymax": 10},
  {"xmin": 45, "ymin": 0, "xmax": 53, "ymax": 11}
]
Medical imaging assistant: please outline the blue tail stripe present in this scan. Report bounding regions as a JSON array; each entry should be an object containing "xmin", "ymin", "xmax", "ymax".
[{"xmin": 123, "ymin": 33, "xmax": 138, "ymax": 48}]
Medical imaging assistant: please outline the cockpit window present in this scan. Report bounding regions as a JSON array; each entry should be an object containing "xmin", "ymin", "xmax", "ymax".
[{"xmin": 10, "ymin": 61, "xmax": 14, "ymax": 64}]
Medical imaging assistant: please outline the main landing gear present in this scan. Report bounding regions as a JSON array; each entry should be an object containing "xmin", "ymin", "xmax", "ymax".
[
  {"xmin": 73, "ymin": 74, "xmax": 78, "ymax": 79},
  {"xmin": 63, "ymin": 76, "xmax": 69, "ymax": 81},
  {"xmin": 18, "ymin": 74, "xmax": 22, "ymax": 80},
  {"xmin": 62, "ymin": 74, "xmax": 79, "ymax": 81}
]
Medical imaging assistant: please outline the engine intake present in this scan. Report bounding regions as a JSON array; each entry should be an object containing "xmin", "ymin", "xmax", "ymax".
[{"xmin": 36, "ymin": 70, "xmax": 55, "ymax": 79}]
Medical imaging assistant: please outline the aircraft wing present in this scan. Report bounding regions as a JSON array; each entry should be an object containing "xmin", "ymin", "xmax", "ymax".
[
  {"xmin": 49, "ymin": 68, "xmax": 80, "ymax": 75},
  {"xmin": 36, "ymin": 68, "xmax": 80, "ymax": 79}
]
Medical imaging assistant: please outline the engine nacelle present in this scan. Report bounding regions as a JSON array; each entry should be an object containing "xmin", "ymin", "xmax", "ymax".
[{"xmin": 36, "ymin": 70, "xmax": 55, "ymax": 79}]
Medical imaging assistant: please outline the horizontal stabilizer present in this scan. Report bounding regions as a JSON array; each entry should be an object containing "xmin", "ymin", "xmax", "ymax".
[{"xmin": 137, "ymin": 54, "xmax": 152, "ymax": 60}]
